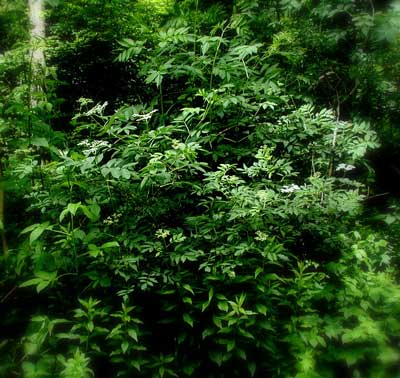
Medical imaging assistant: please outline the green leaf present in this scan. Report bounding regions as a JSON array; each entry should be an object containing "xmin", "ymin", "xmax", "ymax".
[
  {"xmin": 128, "ymin": 329, "xmax": 138, "ymax": 342},
  {"xmin": 30, "ymin": 227, "xmax": 44, "ymax": 244},
  {"xmin": 254, "ymin": 267, "xmax": 263, "ymax": 278},
  {"xmin": 72, "ymin": 229, "xmax": 86, "ymax": 240},
  {"xmin": 121, "ymin": 341, "xmax": 129, "ymax": 354},
  {"xmin": 256, "ymin": 304, "xmax": 267, "ymax": 315},
  {"xmin": 236, "ymin": 348, "xmax": 247, "ymax": 360},
  {"xmin": 202, "ymin": 288, "xmax": 214, "ymax": 312},
  {"xmin": 217, "ymin": 301, "xmax": 229, "ymax": 312},
  {"xmin": 342, "ymin": 332, "xmax": 353, "ymax": 344},
  {"xmin": 55, "ymin": 333, "xmax": 80, "ymax": 340},
  {"xmin": 227, "ymin": 339, "xmax": 235, "ymax": 352},
  {"xmin": 59, "ymin": 202, "xmax": 82, "ymax": 222},
  {"xmin": 248, "ymin": 362, "xmax": 256, "ymax": 377},
  {"xmin": 31, "ymin": 137, "xmax": 49, "ymax": 147},
  {"xmin": 101, "ymin": 241, "xmax": 120, "ymax": 249},
  {"xmin": 384, "ymin": 214, "xmax": 397, "ymax": 225},
  {"xmin": 121, "ymin": 169, "xmax": 131, "ymax": 179},
  {"xmin": 202, "ymin": 302, "xmax": 209, "ymax": 312},
  {"xmin": 209, "ymin": 351, "xmax": 224, "ymax": 367},
  {"xmin": 88, "ymin": 244, "xmax": 102, "ymax": 258},
  {"xmin": 22, "ymin": 362, "xmax": 36, "ymax": 374},
  {"xmin": 21, "ymin": 223, "xmax": 39, "ymax": 234},
  {"xmin": 87, "ymin": 321, "xmax": 94, "ymax": 332},
  {"xmin": 67, "ymin": 202, "xmax": 81, "ymax": 216},
  {"xmin": 131, "ymin": 360, "xmax": 141, "ymax": 371},
  {"xmin": 20, "ymin": 278, "xmax": 41, "ymax": 288},
  {"xmin": 81, "ymin": 203, "xmax": 101, "ymax": 222},
  {"xmin": 202, "ymin": 328, "xmax": 214, "ymax": 339},
  {"xmin": 29, "ymin": 222, "xmax": 51, "ymax": 244},
  {"xmin": 238, "ymin": 328, "xmax": 254, "ymax": 339},
  {"xmin": 45, "ymin": 0, "xmax": 60, "ymax": 6},
  {"xmin": 20, "ymin": 271, "xmax": 57, "ymax": 293},
  {"xmin": 183, "ymin": 313, "xmax": 194, "ymax": 327},
  {"xmin": 37, "ymin": 281, "xmax": 50, "ymax": 293},
  {"xmin": 107, "ymin": 325, "xmax": 122, "ymax": 339},
  {"xmin": 182, "ymin": 284, "xmax": 194, "ymax": 295},
  {"xmin": 59, "ymin": 209, "xmax": 69, "ymax": 223},
  {"xmin": 183, "ymin": 297, "xmax": 192, "ymax": 305},
  {"xmin": 213, "ymin": 316, "xmax": 223, "ymax": 329}
]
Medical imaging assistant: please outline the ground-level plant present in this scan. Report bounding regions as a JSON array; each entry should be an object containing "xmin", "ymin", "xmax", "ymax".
[{"xmin": 1, "ymin": 1, "xmax": 400, "ymax": 378}]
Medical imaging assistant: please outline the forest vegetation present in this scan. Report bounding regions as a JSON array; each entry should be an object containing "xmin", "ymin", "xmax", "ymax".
[{"xmin": 0, "ymin": 0, "xmax": 400, "ymax": 377}]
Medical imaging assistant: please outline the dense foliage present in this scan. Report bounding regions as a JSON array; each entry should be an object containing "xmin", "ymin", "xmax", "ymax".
[{"xmin": 1, "ymin": 1, "xmax": 400, "ymax": 377}]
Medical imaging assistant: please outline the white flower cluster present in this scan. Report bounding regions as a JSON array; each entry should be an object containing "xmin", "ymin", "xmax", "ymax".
[
  {"xmin": 132, "ymin": 109, "xmax": 158, "ymax": 121},
  {"xmin": 103, "ymin": 212, "xmax": 122, "ymax": 225},
  {"xmin": 336, "ymin": 163, "xmax": 356, "ymax": 172},
  {"xmin": 155, "ymin": 229, "xmax": 170, "ymax": 239},
  {"xmin": 255, "ymin": 231, "xmax": 268, "ymax": 241},
  {"xmin": 78, "ymin": 139, "xmax": 110, "ymax": 155},
  {"xmin": 84, "ymin": 101, "xmax": 108, "ymax": 116},
  {"xmin": 280, "ymin": 184, "xmax": 300, "ymax": 193}
]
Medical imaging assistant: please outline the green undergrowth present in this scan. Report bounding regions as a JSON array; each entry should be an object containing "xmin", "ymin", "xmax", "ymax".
[{"xmin": 0, "ymin": 1, "xmax": 400, "ymax": 377}]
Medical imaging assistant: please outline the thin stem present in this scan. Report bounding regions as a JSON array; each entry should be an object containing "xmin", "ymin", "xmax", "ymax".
[
  {"xmin": 193, "ymin": 0, "xmax": 199, "ymax": 54},
  {"xmin": 209, "ymin": 23, "xmax": 229, "ymax": 90},
  {"xmin": 242, "ymin": 58, "xmax": 249, "ymax": 79},
  {"xmin": 159, "ymin": 84, "xmax": 164, "ymax": 124},
  {"xmin": 0, "ymin": 286, "xmax": 16, "ymax": 303},
  {"xmin": 0, "ymin": 163, "xmax": 8, "ymax": 256},
  {"xmin": 369, "ymin": 0, "xmax": 375, "ymax": 18}
]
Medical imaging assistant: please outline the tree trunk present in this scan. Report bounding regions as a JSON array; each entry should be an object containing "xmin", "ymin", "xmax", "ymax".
[
  {"xmin": 28, "ymin": 0, "xmax": 46, "ymax": 106},
  {"xmin": 0, "ymin": 0, "xmax": 47, "ymax": 256},
  {"xmin": 29, "ymin": 0, "xmax": 45, "ymax": 65}
]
